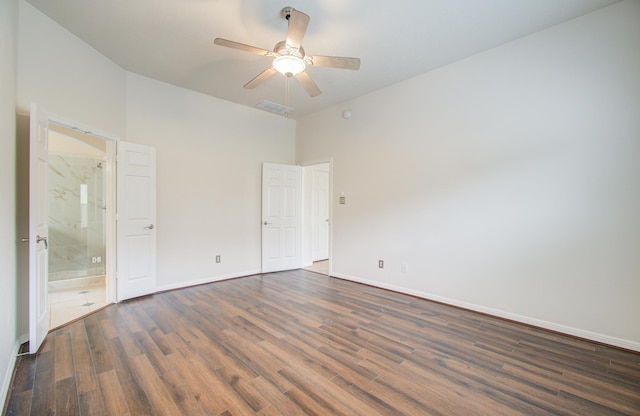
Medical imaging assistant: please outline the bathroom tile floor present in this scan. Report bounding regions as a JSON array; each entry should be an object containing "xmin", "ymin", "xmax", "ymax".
[{"xmin": 49, "ymin": 283, "xmax": 109, "ymax": 329}]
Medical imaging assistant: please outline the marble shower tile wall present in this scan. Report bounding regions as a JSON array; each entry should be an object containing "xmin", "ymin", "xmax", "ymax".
[{"xmin": 48, "ymin": 154, "xmax": 106, "ymax": 281}]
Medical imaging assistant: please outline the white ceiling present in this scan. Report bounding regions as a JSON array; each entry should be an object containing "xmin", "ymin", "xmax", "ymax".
[{"xmin": 26, "ymin": 0, "xmax": 619, "ymax": 119}]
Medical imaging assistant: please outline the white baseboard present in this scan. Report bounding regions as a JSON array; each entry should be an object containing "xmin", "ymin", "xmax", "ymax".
[
  {"xmin": 331, "ymin": 272, "xmax": 640, "ymax": 353},
  {"xmin": 155, "ymin": 269, "xmax": 262, "ymax": 293},
  {"xmin": 1, "ymin": 339, "xmax": 22, "ymax": 413}
]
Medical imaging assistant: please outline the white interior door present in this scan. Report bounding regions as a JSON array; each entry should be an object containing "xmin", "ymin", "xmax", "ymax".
[
  {"xmin": 311, "ymin": 165, "xmax": 330, "ymax": 261},
  {"xmin": 262, "ymin": 163, "xmax": 303, "ymax": 273},
  {"xmin": 116, "ymin": 141, "xmax": 157, "ymax": 301},
  {"xmin": 29, "ymin": 104, "xmax": 50, "ymax": 354}
]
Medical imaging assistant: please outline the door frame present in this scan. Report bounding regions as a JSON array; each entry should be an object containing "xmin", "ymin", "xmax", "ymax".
[
  {"xmin": 45, "ymin": 113, "xmax": 118, "ymax": 304},
  {"xmin": 301, "ymin": 158, "xmax": 333, "ymax": 274}
]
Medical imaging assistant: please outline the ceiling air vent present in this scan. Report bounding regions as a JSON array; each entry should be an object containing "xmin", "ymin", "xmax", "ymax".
[{"xmin": 256, "ymin": 100, "xmax": 294, "ymax": 116}]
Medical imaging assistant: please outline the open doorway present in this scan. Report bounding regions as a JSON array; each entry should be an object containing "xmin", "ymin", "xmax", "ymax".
[
  {"xmin": 302, "ymin": 162, "xmax": 331, "ymax": 275},
  {"xmin": 47, "ymin": 124, "xmax": 111, "ymax": 328}
]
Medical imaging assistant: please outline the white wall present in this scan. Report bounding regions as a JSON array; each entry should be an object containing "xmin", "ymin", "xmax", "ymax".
[
  {"xmin": 0, "ymin": 0, "xmax": 19, "ymax": 407},
  {"xmin": 296, "ymin": 0, "xmax": 640, "ymax": 350},
  {"xmin": 16, "ymin": 1, "xmax": 126, "ymax": 134},
  {"xmin": 126, "ymin": 72, "xmax": 295, "ymax": 290},
  {"xmin": 15, "ymin": 0, "xmax": 127, "ymax": 338}
]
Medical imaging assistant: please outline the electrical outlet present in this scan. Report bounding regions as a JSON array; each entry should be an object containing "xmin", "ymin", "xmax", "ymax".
[
  {"xmin": 378, "ymin": 260, "xmax": 384, "ymax": 269},
  {"xmin": 96, "ymin": 256, "xmax": 102, "ymax": 263},
  {"xmin": 216, "ymin": 255, "xmax": 221, "ymax": 263},
  {"xmin": 401, "ymin": 263, "xmax": 408, "ymax": 273}
]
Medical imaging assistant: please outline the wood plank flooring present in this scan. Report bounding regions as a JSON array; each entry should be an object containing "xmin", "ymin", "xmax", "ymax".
[{"xmin": 4, "ymin": 270, "xmax": 640, "ymax": 415}]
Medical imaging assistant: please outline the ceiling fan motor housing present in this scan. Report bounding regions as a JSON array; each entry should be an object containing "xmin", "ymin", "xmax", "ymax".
[{"xmin": 274, "ymin": 41, "xmax": 305, "ymax": 57}]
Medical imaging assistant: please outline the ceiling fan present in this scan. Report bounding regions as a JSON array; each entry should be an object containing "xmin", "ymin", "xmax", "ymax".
[{"xmin": 214, "ymin": 7, "xmax": 360, "ymax": 97}]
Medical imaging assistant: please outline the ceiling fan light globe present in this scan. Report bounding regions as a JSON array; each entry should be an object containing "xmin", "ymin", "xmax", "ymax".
[{"xmin": 273, "ymin": 55, "xmax": 306, "ymax": 76}]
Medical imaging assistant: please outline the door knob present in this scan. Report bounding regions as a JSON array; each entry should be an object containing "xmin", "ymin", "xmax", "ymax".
[
  {"xmin": 144, "ymin": 224, "xmax": 155, "ymax": 230},
  {"xmin": 263, "ymin": 221, "xmax": 271, "ymax": 225},
  {"xmin": 36, "ymin": 235, "xmax": 48, "ymax": 249}
]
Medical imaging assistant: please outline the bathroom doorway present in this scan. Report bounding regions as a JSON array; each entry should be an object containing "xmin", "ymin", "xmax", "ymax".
[{"xmin": 47, "ymin": 124, "xmax": 110, "ymax": 328}]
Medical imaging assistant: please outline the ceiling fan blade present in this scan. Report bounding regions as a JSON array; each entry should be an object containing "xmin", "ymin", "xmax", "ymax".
[
  {"xmin": 308, "ymin": 55, "xmax": 361, "ymax": 70},
  {"xmin": 286, "ymin": 10, "xmax": 310, "ymax": 49},
  {"xmin": 214, "ymin": 38, "xmax": 272, "ymax": 56},
  {"xmin": 295, "ymin": 71, "xmax": 321, "ymax": 97},
  {"xmin": 244, "ymin": 67, "xmax": 278, "ymax": 89}
]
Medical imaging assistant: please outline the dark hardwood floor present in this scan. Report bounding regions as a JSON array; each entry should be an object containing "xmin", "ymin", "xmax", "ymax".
[{"xmin": 4, "ymin": 270, "xmax": 640, "ymax": 415}]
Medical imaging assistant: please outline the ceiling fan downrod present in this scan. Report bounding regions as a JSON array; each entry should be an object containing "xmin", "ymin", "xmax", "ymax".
[{"xmin": 281, "ymin": 7, "xmax": 295, "ymax": 21}]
